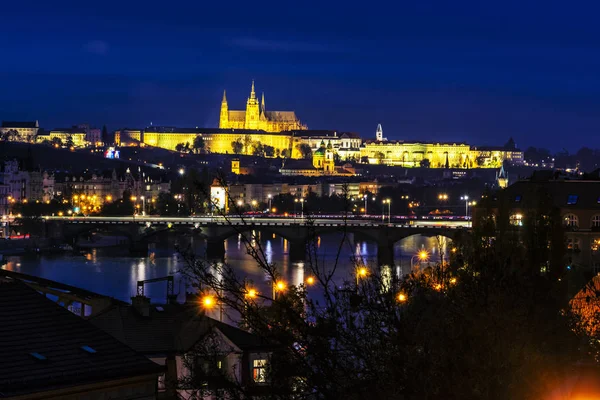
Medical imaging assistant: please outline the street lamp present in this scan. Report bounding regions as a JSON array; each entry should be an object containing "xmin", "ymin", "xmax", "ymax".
[
  {"xmin": 294, "ymin": 198, "xmax": 305, "ymax": 218},
  {"xmin": 460, "ymin": 195, "xmax": 469, "ymax": 218},
  {"xmin": 267, "ymin": 194, "xmax": 272, "ymax": 213},
  {"xmin": 411, "ymin": 250, "xmax": 429, "ymax": 270},
  {"xmin": 251, "ymin": 199, "xmax": 258, "ymax": 210},
  {"xmin": 356, "ymin": 266, "xmax": 368, "ymax": 286},
  {"xmin": 382, "ymin": 199, "xmax": 391, "ymax": 222},
  {"xmin": 272, "ymin": 280, "xmax": 286, "ymax": 299},
  {"xmin": 363, "ymin": 194, "xmax": 368, "ymax": 215},
  {"xmin": 201, "ymin": 294, "xmax": 223, "ymax": 322},
  {"xmin": 140, "ymin": 196, "xmax": 145, "ymax": 215},
  {"xmin": 438, "ymin": 193, "xmax": 448, "ymax": 201},
  {"xmin": 178, "ymin": 168, "xmax": 185, "ymax": 176}
]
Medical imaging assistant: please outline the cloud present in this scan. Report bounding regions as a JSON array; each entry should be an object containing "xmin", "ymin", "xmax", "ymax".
[
  {"xmin": 228, "ymin": 37, "xmax": 339, "ymax": 53},
  {"xmin": 83, "ymin": 40, "xmax": 109, "ymax": 55}
]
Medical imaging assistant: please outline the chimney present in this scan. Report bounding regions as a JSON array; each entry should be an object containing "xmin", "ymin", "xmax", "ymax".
[{"xmin": 131, "ymin": 295, "xmax": 151, "ymax": 317}]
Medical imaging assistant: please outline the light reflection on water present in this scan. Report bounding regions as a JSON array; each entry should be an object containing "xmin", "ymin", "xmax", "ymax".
[{"xmin": 1, "ymin": 234, "xmax": 449, "ymax": 304}]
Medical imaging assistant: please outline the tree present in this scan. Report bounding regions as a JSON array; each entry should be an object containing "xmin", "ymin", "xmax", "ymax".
[
  {"xmin": 231, "ymin": 139, "xmax": 244, "ymax": 155},
  {"xmin": 420, "ymin": 158, "xmax": 431, "ymax": 168},
  {"xmin": 175, "ymin": 143, "xmax": 186, "ymax": 153},
  {"xmin": 100, "ymin": 190, "xmax": 134, "ymax": 216},
  {"xmin": 375, "ymin": 151, "xmax": 385, "ymax": 164},
  {"xmin": 101, "ymin": 125, "xmax": 109, "ymax": 145},
  {"xmin": 193, "ymin": 135, "xmax": 206, "ymax": 154},
  {"xmin": 178, "ymin": 181, "xmax": 588, "ymax": 399},
  {"xmin": 252, "ymin": 141, "xmax": 265, "ymax": 157},
  {"xmin": 333, "ymin": 152, "xmax": 341, "ymax": 164},
  {"xmin": 264, "ymin": 145, "xmax": 275, "ymax": 157},
  {"xmin": 65, "ymin": 135, "xmax": 74, "ymax": 148},
  {"xmin": 243, "ymin": 134, "xmax": 253, "ymax": 155},
  {"xmin": 51, "ymin": 137, "xmax": 63, "ymax": 147},
  {"xmin": 296, "ymin": 143, "xmax": 313, "ymax": 159},
  {"xmin": 281, "ymin": 148, "xmax": 290, "ymax": 158}
]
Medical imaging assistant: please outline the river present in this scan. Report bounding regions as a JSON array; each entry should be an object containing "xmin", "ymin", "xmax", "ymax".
[{"xmin": 2, "ymin": 233, "xmax": 449, "ymax": 305}]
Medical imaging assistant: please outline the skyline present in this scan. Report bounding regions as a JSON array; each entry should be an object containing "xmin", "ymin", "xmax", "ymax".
[{"xmin": 2, "ymin": 0, "xmax": 600, "ymax": 151}]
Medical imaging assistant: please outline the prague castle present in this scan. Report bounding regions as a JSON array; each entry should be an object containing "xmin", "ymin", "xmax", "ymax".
[{"xmin": 219, "ymin": 81, "xmax": 307, "ymax": 132}]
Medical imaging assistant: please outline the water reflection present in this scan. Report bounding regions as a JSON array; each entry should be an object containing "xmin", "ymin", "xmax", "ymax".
[{"xmin": 1, "ymin": 234, "xmax": 450, "ymax": 304}]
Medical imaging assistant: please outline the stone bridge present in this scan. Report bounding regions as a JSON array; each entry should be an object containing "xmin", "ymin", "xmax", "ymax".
[{"xmin": 43, "ymin": 216, "xmax": 468, "ymax": 265}]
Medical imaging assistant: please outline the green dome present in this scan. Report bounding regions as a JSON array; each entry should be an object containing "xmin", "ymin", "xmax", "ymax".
[{"xmin": 314, "ymin": 147, "xmax": 326, "ymax": 156}]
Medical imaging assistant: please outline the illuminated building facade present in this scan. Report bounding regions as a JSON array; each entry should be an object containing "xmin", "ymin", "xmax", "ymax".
[
  {"xmin": 486, "ymin": 177, "xmax": 600, "ymax": 273},
  {"xmin": 0, "ymin": 121, "xmax": 39, "ymax": 142},
  {"xmin": 361, "ymin": 140, "xmax": 474, "ymax": 167},
  {"xmin": 360, "ymin": 125, "xmax": 523, "ymax": 168},
  {"xmin": 219, "ymin": 81, "xmax": 307, "ymax": 132}
]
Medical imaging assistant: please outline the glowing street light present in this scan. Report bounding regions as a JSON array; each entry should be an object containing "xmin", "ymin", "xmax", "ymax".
[
  {"xmin": 363, "ymin": 194, "xmax": 368, "ymax": 215},
  {"xmin": 178, "ymin": 168, "xmax": 185, "ymax": 176},
  {"xmin": 306, "ymin": 276, "xmax": 315, "ymax": 286},
  {"xmin": 267, "ymin": 194, "xmax": 272, "ymax": 212},
  {"xmin": 438, "ymin": 193, "xmax": 448, "ymax": 201},
  {"xmin": 397, "ymin": 293, "xmax": 407, "ymax": 303},
  {"xmin": 272, "ymin": 280, "xmax": 286, "ymax": 299},
  {"xmin": 245, "ymin": 288, "xmax": 258, "ymax": 299},
  {"xmin": 294, "ymin": 198, "xmax": 305, "ymax": 218},
  {"xmin": 356, "ymin": 266, "xmax": 368, "ymax": 285},
  {"xmin": 411, "ymin": 250, "xmax": 429, "ymax": 269},
  {"xmin": 460, "ymin": 195, "xmax": 469, "ymax": 218},
  {"xmin": 201, "ymin": 294, "xmax": 223, "ymax": 321},
  {"xmin": 382, "ymin": 198, "xmax": 391, "ymax": 222}
]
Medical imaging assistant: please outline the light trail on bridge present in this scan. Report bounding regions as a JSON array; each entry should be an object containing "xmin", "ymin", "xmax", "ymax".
[{"xmin": 42, "ymin": 215, "xmax": 471, "ymax": 228}]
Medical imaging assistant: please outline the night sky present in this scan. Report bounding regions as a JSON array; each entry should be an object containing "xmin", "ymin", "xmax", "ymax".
[{"xmin": 1, "ymin": 0, "xmax": 600, "ymax": 151}]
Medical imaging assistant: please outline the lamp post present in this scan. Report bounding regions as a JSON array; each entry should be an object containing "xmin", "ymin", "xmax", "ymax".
[
  {"xmin": 460, "ymin": 195, "xmax": 469, "ymax": 218},
  {"xmin": 363, "ymin": 194, "xmax": 368, "ymax": 215},
  {"xmin": 411, "ymin": 250, "xmax": 429, "ymax": 270},
  {"xmin": 140, "ymin": 196, "xmax": 145, "ymax": 216},
  {"xmin": 382, "ymin": 199, "xmax": 391, "ymax": 223},
  {"xmin": 356, "ymin": 266, "xmax": 368, "ymax": 286},
  {"xmin": 295, "ymin": 198, "xmax": 305, "ymax": 218},
  {"xmin": 272, "ymin": 280, "xmax": 286, "ymax": 299},
  {"xmin": 267, "ymin": 194, "xmax": 272, "ymax": 213},
  {"xmin": 201, "ymin": 294, "xmax": 223, "ymax": 322}
]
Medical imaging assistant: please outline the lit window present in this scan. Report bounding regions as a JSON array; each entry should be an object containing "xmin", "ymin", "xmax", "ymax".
[
  {"xmin": 509, "ymin": 214, "xmax": 523, "ymax": 226},
  {"xmin": 567, "ymin": 195, "xmax": 579, "ymax": 205},
  {"xmin": 253, "ymin": 359, "xmax": 267, "ymax": 383},
  {"xmin": 593, "ymin": 238, "xmax": 600, "ymax": 253},
  {"xmin": 593, "ymin": 216, "xmax": 600, "ymax": 228},
  {"xmin": 567, "ymin": 237, "xmax": 580, "ymax": 251},
  {"xmin": 564, "ymin": 214, "xmax": 579, "ymax": 228}
]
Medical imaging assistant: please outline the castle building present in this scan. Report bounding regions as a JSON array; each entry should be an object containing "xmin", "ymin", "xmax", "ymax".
[
  {"xmin": 0, "ymin": 121, "xmax": 40, "ymax": 143},
  {"xmin": 219, "ymin": 81, "xmax": 307, "ymax": 132}
]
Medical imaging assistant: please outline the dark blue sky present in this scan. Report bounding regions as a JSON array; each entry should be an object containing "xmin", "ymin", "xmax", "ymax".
[{"xmin": 1, "ymin": 0, "xmax": 599, "ymax": 151}]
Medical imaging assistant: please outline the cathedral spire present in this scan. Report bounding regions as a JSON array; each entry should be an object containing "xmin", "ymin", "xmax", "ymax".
[
  {"xmin": 261, "ymin": 92, "xmax": 265, "ymax": 112},
  {"xmin": 222, "ymin": 90, "xmax": 227, "ymax": 103},
  {"xmin": 250, "ymin": 80, "xmax": 256, "ymax": 99}
]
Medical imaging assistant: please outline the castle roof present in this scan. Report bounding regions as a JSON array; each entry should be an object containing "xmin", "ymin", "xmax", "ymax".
[
  {"xmin": 228, "ymin": 110, "xmax": 246, "ymax": 121},
  {"xmin": 2, "ymin": 121, "xmax": 39, "ymax": 128},
  {"xmin": 264, "ymin": 111, "xmax": 299, "ymax": 122}
]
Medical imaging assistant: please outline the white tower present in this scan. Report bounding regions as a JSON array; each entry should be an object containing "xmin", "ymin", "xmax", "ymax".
[{"xmin": 376, "ymin": 124, "xmax": 384, "ymax": 141}]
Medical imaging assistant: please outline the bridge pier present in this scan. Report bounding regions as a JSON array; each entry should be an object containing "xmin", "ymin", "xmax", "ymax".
[
  {"xmin": 288, "ymin": 240, "xmax": 307, "ymax": 262},
  {"xmin": 377, "ymin": 242, "xmax": 395, "ymax": 267},
  {"xmin": 206, "ymin": 239, "xmax": 226, "ymax": 261},
  {"xmin": 129, "ymin": 240, "xmax": 148, "ymax": 256}
]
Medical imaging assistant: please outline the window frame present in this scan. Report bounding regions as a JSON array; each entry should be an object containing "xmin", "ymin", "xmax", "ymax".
[
  {"xmin": 563, "ymin": 213, "xmax": 579, "ymax": 228},
  {"xmin": 252, "ymin": 359, "xmax": 267, "ymax": 383}
]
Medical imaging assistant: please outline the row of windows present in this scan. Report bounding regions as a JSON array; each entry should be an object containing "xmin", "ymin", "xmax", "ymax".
[
  {"xmin": 511, "ymin": 213, "xmax": 600, "ymax": 228},
  {"xmin": 514, "ymin": 194, "xmax": 600, "ymax": 205},
  {"xmin": 564, "ymin": 214, "xmax": 600, "ymax": 228}
]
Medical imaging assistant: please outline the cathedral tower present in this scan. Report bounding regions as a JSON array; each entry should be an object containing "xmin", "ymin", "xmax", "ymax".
[
  {"xmin": 219, "ymin": 90, "xmax": 228, "ymax": 128},
  {"xmin": 376, "ymin": 124, "xmax": 384, "ymax": 141},
  {"xmin": 245, "ymin": 81, "xmax": 260, "ymax": 130}
]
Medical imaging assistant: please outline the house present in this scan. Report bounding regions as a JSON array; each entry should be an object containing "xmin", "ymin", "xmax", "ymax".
[
  {"xmin": 0, "ymin": 280, "xmax": 162, "ymax": 399},
  {"xmin": 89, "ymin": 296, "xmax": 273, "ymax": 399}
]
